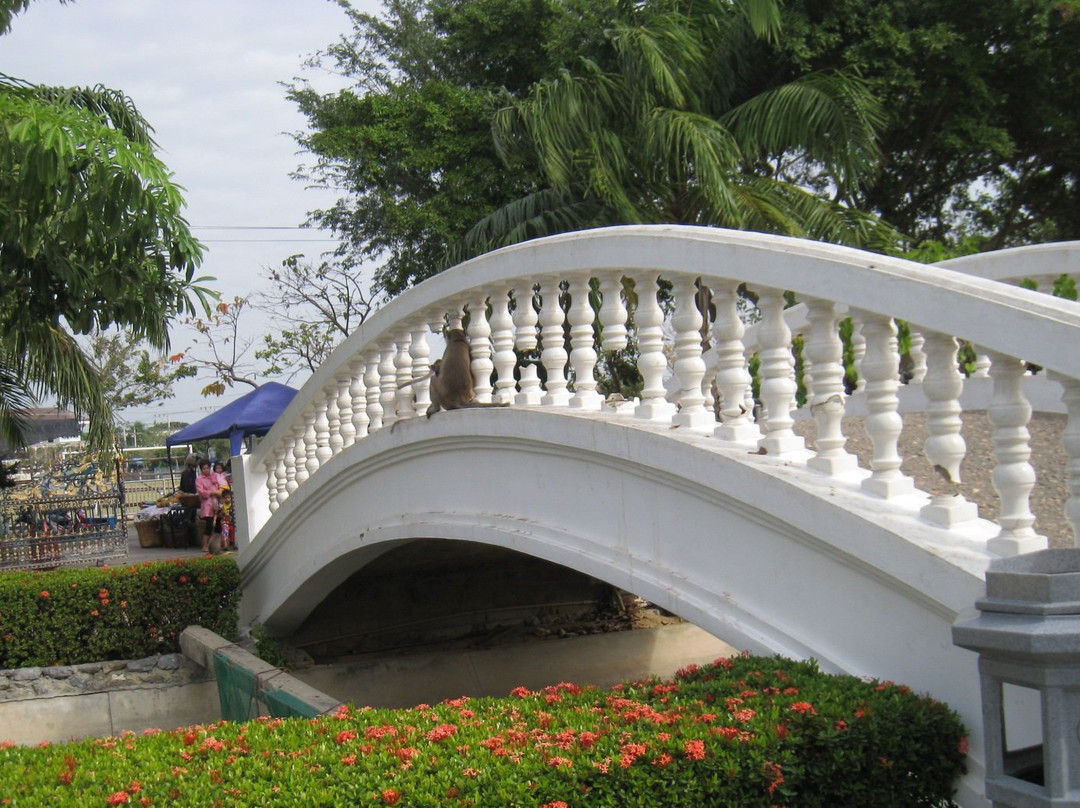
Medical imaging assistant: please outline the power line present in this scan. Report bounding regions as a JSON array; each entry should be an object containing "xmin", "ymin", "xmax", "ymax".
[
  {"xmin": 200, "ymin": 239, "xmax": 338, "ymax": 243},
  {"xmin": 191, "ymin": 225, "xmax": 316, "ymax": 230}
]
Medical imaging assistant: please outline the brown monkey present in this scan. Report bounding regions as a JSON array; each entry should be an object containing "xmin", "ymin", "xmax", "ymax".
[{"xmin": 427, "ymin": 329, "xmax": 507, "ymax": 417}]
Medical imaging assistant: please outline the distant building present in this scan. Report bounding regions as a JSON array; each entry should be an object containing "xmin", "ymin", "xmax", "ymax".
[{"xmin": 0, "ymin": 407, "xmax": 81, "ymax": 457}]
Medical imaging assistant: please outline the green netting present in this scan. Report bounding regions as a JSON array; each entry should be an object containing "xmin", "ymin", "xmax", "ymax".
[
  {"xmin": 213, "ymin": 651, "xmax": 260, "ymax": 722},
  {"xmin": 264, "ymin": 688, "xmax": 321, "ymax": 719}
]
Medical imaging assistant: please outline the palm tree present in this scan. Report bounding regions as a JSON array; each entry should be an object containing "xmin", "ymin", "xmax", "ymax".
[
  {"xmin": 460, "ymin": 0, "xmax": 894, "ymax": 257},
  {"xmin": 0, "ymin": 71, "xmax": 210, "ymax": 449}
]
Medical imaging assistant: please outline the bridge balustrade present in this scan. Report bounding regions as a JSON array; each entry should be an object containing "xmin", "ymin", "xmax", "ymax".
[{"xmin": 239, "ymin": 226, "xmax": 1080, "ymax": 560}]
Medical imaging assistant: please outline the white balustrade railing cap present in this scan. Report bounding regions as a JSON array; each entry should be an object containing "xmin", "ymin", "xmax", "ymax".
[{"xmin": 255, "ymin": 226, "xmax": 1080, "ymax": 463}]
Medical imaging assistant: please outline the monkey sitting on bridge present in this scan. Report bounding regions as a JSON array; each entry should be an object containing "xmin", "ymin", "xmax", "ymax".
[{"xmin": 425, "ymin": 328, "xmax": 508, "ymax": 418}]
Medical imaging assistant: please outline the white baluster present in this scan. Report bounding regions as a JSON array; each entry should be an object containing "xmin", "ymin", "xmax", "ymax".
[
  {"xmin": 538, "ymin": 278, "xmax": 571, "ymax": 406},
  {"xmin": 568, "ymin": 275, "xmax": 602, "ymax": 410},
  {"xmin": 513, "ymin": 286, "xmax": 539, "ymax": 353},
  {"xmin": 599, "ymin": 273, "xmax": 628, "ymax": 353},
  {"xmin": 804, "ymin": 298, "xmax": 857, "ymax": 474},
  {"xmin": 365, "ymin": 348, "xmax": 383, "ymax": 432},
  {"xmin": 337, "ymin": 370, "xmax": 355, "ymax": 451},
  {"xmin": 349, "ymin": 355, "xmax": 370, "ymax": 440},
  {"xmin": 1052, "ymin": 372, "xmax": 1080, "ymax": 548},
  {"xmin": 757, "ymin": 289, "xmax": 804, "ymax": 455},
  {"xmin": 515, "ymin": 363, "xmax": 543, "ymax": 406},
  {"xmin": 799, "ymin": 338, "xmax": 813, "ymax": 405},
  {"xmin": 285, "ymin": 419, "xmax": 305, "ymax": 494},
  {"xmin": 986, "ymin": 350, "xmax": 1046, "ymax": 555},
  {"xmin": 852, "ymin": 325, "xmax": 866, "ymax": 392},
  {"xmin": 410, "ymin": 322, "xmax": 432, "ymax": 416},
  {"xmin": 919, "ymin": 331, "xmax": 978, "ymax": 527},
  {"xmin": 379, "ymin": 344, "xmax": 397, "ymax": 427},
  {"xmin": 312, "ymin": 392, "xmax": 331, "ymax": 471},
  {"xmin": 972, "ymin": 352, "xmax": 991, "ymax": 378},
  {"xmin": 268, "ymin": 442, "xmax": 287, "ymax": 512},
  {"xmin": 671, "ymin": 275, "xmax": 711, "ymax": 430},
  {"xmin": 489, "ymin": 289, "xmax": 518, "ymax": 405},
  {"xmin": 265, "ymin": 451, "xmax": 281, "ymax": 513},
  {"xmin": 447, "ymin": 306, "xmax": 465, "ymax": 332},
  {"xmin": 468, "ymin": 297, "xmax": 494, "ymax": 403},
  {"xmin": 633, "ymin": 272, "xmax": 676, "ymax": 421},
  {"xmin": 921, "ymin": 332, "xmax": 966, "ymax": 482},
  {"xmin": 908, "ymin": 331, "xmax": 927, "ymax": 383},
  {"xmin": 394, "ymin": 329, "xmax": 415, "ymax": 420},
  {"xmin": 712, "ymin": 281, "xmax": 758, "ymax": 444},
  {"xmin": 854, "ymin": 311, "xmax": 912, "ymax": 498},
  {"xmin": 296, "ymin": 406, "xmax": 316, "ymax": 485},
  {"xmin": 326, "ymin": 378, "xmax": 343, "ymax": 457}
]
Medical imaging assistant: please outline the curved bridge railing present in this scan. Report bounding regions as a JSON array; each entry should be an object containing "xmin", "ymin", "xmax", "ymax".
[
  {"xmin": 236, "ymin": 226, "xmax": 1080, "ymax": 560},
  {"xmin": 738, "ymin": 240, "xmax": 1080, "ymax": 418}
]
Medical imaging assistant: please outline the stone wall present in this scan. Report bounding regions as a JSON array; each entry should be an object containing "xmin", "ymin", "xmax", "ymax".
[{"xmin": 0, "ymin": 653, "xmax": 219, "ymax": 746}]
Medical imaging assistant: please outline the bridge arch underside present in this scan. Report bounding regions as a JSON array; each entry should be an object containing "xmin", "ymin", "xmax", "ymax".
[{"xmin": 242, "ymin": 408, "xmax": 988, "ymax": 715}]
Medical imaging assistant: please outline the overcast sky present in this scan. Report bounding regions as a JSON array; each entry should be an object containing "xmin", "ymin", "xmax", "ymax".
[{"xmin": 3, "ymin": 0, "xmax": 381, "ymax": 428}]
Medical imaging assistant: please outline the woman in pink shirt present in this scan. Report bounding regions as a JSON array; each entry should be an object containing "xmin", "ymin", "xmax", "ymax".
[{"xmin": 195, "ymin": 460, "xmax": 223, "ymax": 553}]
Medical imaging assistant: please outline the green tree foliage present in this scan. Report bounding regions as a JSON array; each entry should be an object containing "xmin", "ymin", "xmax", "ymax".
[
  {"xmin": 289, "ymin": 0, "xmax": 613, "ymax": 295},
  {"xmin": 86, "ymin": 330, "xmax": 198, "ymax": 413},
  {"xmin": 295, "ymin": 0, "xmax": 896, "ymax": 298},
  {"xmin": 471, "ymin": 0, "xmax": 895, "ymax": 257},
  {"xmin": 772, "ymin": 0, "xmax": 1080, "ymax": 249},
  {"xmin": 0, "ymin": 22, "xmax": 210, "ymax": 449}
]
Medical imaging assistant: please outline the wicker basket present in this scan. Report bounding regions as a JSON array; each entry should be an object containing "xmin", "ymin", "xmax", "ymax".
[
  {"xmin": 178, "ymin": 493, "xmax": 200, "ymax": 509},
  {"xmin": 135, "ymin": 519, "xmax": 162, "ymax": 548}
]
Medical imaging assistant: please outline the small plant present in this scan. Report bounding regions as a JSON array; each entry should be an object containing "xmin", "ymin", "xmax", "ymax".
[{"xmin": 252, "ymin": 623, "xmax": 290, "ymax": 669}]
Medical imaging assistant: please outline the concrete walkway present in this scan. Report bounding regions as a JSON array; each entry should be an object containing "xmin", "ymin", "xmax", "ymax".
[
  {"xmin": 116, "ymin": 522, "xmax": 208, "ymax": 565},
  {"xmin": 295, "ymin": 622, "xmax": 736, "ymax": 710}
]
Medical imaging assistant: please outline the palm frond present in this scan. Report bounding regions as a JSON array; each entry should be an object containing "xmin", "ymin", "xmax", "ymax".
[
  {"xmin": 721, "ymin": 70, "xmax": 884, "ymax": 194},
  {"xmin": 453, "ymin": 189, "xmax": 609, "ymax": 261},
  {"xmin": 5, "ymin": 323, "xmax": 114, "ymax": 449},
  {"xmin": 0, "ymin": 360, "xmax": 36, "ymax": 450}
]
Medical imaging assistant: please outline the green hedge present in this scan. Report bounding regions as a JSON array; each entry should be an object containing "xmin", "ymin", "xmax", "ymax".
[
  {"xmin": 0, "ymin": 557, "xmax": 239, "ymax": 667},
  {"xmin": 0, "ymin": 655, "xmax": 967, "ymax": 806}
]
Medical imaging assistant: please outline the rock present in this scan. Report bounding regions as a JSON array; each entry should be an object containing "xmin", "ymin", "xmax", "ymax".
[
  {"xmin": 44, "ymin": 666, "xmax": 73, "ymax": 679},
  {"xmin": 126, "ymin": 657, "xmax": 157, "ymax": 673},
  {"xmin": 11, "ymin": 667, "xmax": 41, "ymax": 682},
  {"xmin": 157, "ymin": 654, "xmax": 182, "ymax": 671}
]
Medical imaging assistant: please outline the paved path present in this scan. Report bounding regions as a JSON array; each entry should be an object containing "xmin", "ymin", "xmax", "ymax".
[{"xmin": 119, "ymin": 522, "xmax": 208, "ymax": 565}]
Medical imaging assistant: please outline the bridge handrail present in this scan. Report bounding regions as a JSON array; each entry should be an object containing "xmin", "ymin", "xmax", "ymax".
[
  {"xmin": 736, "ymin": 239, "xmax": 1080, "ymax": 394},
  {"xmin": 240, "ymin": 225, "xmax": 1080, "ymax": 557}
]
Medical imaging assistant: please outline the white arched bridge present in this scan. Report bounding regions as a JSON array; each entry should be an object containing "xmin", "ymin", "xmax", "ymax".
[{"xmin": 231, "ymin": 226, "xmax": 1080, "ymax": 808}]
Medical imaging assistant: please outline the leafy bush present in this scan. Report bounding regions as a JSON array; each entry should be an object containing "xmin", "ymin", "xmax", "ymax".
[
  {"xmin": 0, "ymin": 556, "xmax": 239, "ymax": 667},
  {"xmin": 0, "ymin": 654, "xmax": 967, "ymax": 806}
]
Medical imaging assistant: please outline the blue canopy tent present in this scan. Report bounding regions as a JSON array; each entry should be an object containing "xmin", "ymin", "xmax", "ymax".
[{"xmin": 166, "ymin": 382, "xmax": 298, "ymax": 461}]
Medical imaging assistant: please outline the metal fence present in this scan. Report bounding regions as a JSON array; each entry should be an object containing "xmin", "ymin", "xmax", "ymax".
[{"xmin": 0, "ymin": 490, "xmax": 127, "ymax": 570}]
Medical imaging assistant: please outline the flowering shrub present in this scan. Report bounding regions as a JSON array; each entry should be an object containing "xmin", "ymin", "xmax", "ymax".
[
  {"xmin": 0, "ymin": 557, "xmax": 239, "ymax": 667},
  {"xmin": 0, "ymin": 654, "xmax": 967, "ymax": 806}
]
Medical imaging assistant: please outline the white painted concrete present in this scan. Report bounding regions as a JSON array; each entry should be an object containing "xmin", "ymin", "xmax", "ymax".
[
  {"xmin": 0, "ymin": 682, "xmax": 219, "ymax": 746},
  {"xmin": 235, "ymin": 228, "xmax": 1080, "ymax": 808},
  {"xmin": 240, "ymin": 406, "xmax": 996, "ymax": 805}
]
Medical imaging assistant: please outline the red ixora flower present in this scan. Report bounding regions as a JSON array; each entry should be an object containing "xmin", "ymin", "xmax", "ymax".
[
  {"xmin": 381, "ymin": 788, "xmax": 402, "ymax": 805},
  {"xmin": 106, "ymin": 792, "xmax": 130, "ymax": 805},
  {"xmin": 425, "ymin": 723, "xmax": 457, "ymax": 743},
  {"xmin": 39, "ymin": 590, "xmax": 49, "ymax": 598},
  {"xmin": 789, "ymin": 702, "xmax": 817, "ymax": 716},
  {"xmin": 684, "ymin": 739, "xmax": 706, "ymax": 760}
]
